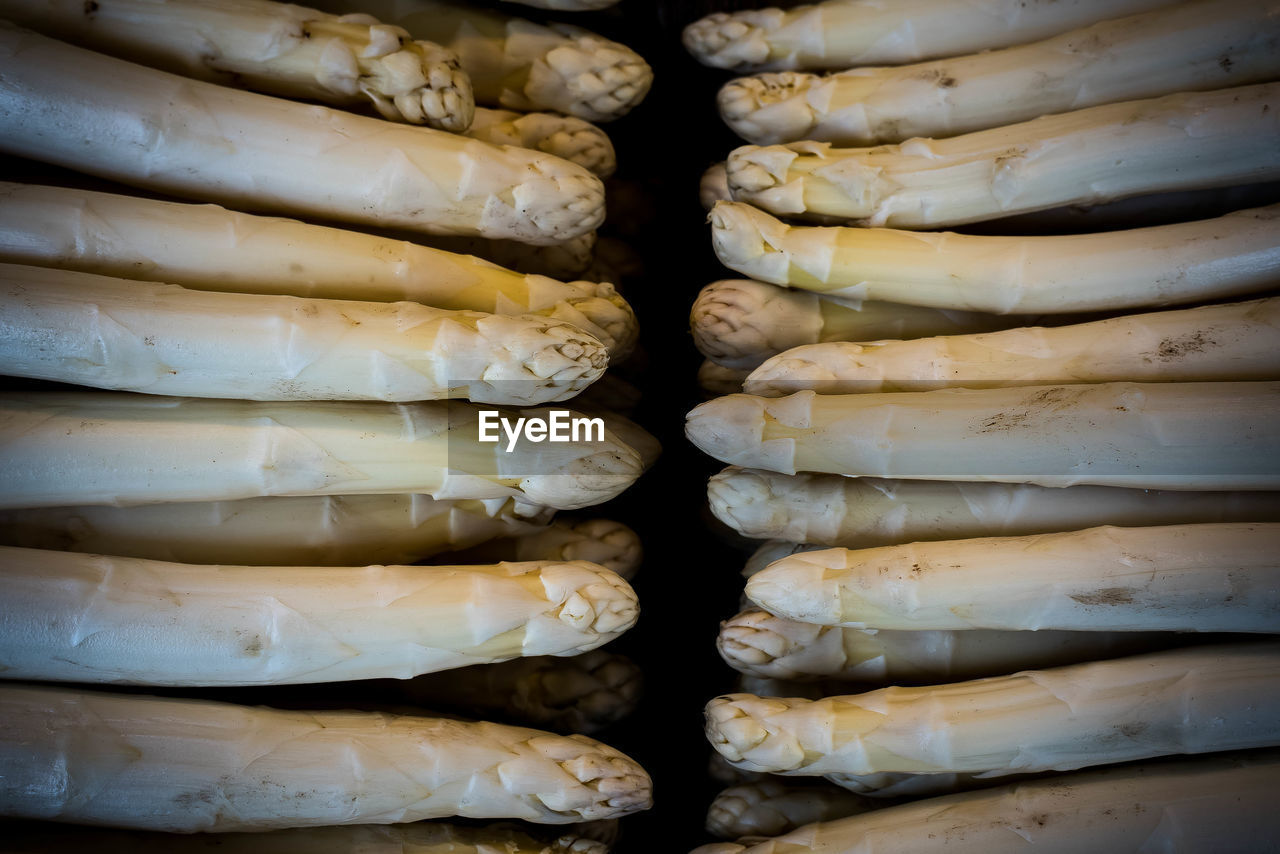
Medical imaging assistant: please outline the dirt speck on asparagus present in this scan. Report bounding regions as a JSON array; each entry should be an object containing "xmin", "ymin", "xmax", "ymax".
[
  {"xmin": 1070, "ymin": 587, "xmax": 1135, "ymax": 606},
  {"xmin": 1153, "ymin": 331, "xmax": 1215, "ymax": 361},
  {"xmin": 1219, "ymin": 55, "xmax": 1234, "ymax": 72},
  {"xmin": 977, "ymin": 387, "xmax": 1076, "ymax": 432}
]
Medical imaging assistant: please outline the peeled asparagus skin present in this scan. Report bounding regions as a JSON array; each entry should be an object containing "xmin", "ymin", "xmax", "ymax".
[
  {"xmin": 0, "ymin": 683, "xmax": 652, "ymax": 829},
  {"xmin": 0, "ymin": 264, "xmax": 609, "ymax": 404},
  {"xmin": 0, "ymin": 0, "xmax": 476, "ymax": 130},
  {"xmin": 439, "ymin": 518, "xmax": 643, "ymax": 580},
  {"xmin": 0, "ymin": 494, "xmax": 553, "ymax": 566},
  {"xmin": 718, "ymin": 0, "xmax": 1280, "ymax": 146},
  {"xmin": 698, "ymin": 754, "xmax": 1280, "ymax": 854},
  {"xmin": 709, "ymin": 201, "xmax": 1280, "ymax": 314},
  {"xmin": 0, "ymin": 822, "xmax": 609, "ymax": 854},
  {"xmin": 325, "ymin": 0, "xmax": 652, "ymax": 122},
  {"xmin": 690, "ymin": 279, "xmax": 1014, "ymax": 370},
  {"xmin": 403, "ymin": 650, "xmax": 643, "ymax": 734},
  {"xmin": 706, "ymin": 778, "xmax": 876, "ymax": 840},
  {"xmin": 0, "ymin": 182, "xmax": 636, "ymax": 356},
  {"xmin": 0, "ymin": 548, "xmax": 639, "ymax": 686},
  {"xmin": 707, "ymin": 467, "xmax": 1280, "ymax": 547},
  {"xmin": 466, "ymin": 107, "xmax": 616, "ymax": 178},
  {"xmin": 717, "ymin": 608, "xmax": 1180, "ymax": 683},
  {"xmin": 726, "ymin": 84, "xmax": 1280, "ymax": 228},
  {"xmin": 706, "ymin": 642, "xmax": 1280, "ymax": 776},
  {"xmin": 750, "ymin": 523, "xmax": 1280, "ymax": 632},
  {"xmin": 0, "ymin": 392, "xmax": 644, "ymax": 511},
  {"xmin": 744, "ymin": 298, "xmax": 1280, "ymax": 396},
  {"xmin": 0, "ymin": 25, "xmax": 604, "ymax": 245},
  {"xmin": 682, "ymin": 0, "xmax": 1180, "ymax": 72},
  {"xmin": 687, "ymin": 384, "xmax": 1280, "ymax": 489}
]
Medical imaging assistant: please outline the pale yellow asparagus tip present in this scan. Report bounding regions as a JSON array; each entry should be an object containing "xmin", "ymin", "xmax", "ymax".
[
  {"xmin": 706, "ymin": 466, "xmax": 790, "ymax": 540},
  {"xmin": 334, "ymin": 15, "xmax": 477, "ymax": 130},
  {"xmin": 709, "ymin": 200, "xmax": 813, "ymax": 286},
  {"xmin": 745, "ymin": 551, "xmax": 842, "ymax": 625},
  {"xmin": 718, "ymin": 607, "xmax": 842, "ymax": 678},
  {"xmin": 705, "ymin": 693, "xmax": 842, "ymax": 772},
  {"xmin": 683, "ymin": 9, "xmax": 783, "ymax": 71},
  {"xmin": 526, "ymin": 24, "xmax": 653, "ymax": 122},
  {"xmin": 718, "ymin": 72, "xmax": 819, "ymax": 145},
  {"xmin": 466, "ymin": 108, "xmax": 616, "ymax": 178},
  {"xmin": 690, "ymin": 280, "xmax": 820, "ymax": 369}
]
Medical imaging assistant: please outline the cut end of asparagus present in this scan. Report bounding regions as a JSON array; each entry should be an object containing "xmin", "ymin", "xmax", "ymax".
[
  {"xmin": 708, "ymin": 201, "xmax": 794, "ymax": 286},
  {"xmin": 690, "ymin": 279, "xmax": 821, "ymax": 369},
  {"xmin": 324, "ymin": 17, "xmax": 476, "ymax": 131},
  {"xmin": 719, "ymin": 72, "xmax": 819, "ymax": 145},
  {"xmin": 527, "ymin": 732, "xmax": 654, "ymax": 819},
  {"xmin": 526, "ymin": 26, "xmax": 654, "ymax": 122},
  {"xmin": 704, "ymin": 693, "xmax": 810, "ymax": 772},
  {"xmin": 700, "ymin": 162, "xmax": 732, "ymax": 210},
  {"xmin": 683, "ymin": 10, "xmax": 783, "ymax": 71},
  {"xmin": 718, "ymin": 609, "xmax": 825, "ymax": 679}
]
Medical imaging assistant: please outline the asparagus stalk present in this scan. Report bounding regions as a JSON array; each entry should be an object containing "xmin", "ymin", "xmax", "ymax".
[
  {"xmin": 465, "ymin": 107, "xmax": 616, "ymax": 178},
  {"xmin": 437, "ymin": 518, "xmax": 643, "ymax": 580},
  {"xmin": 707, "ymin": 467, "xmax": 1280, "ymax": 547},
  {"xmin": 718, "ymin": 607, "xmax": 1180, "ymax": 683},
  {"xmin": 706, "ymin": 642, "xmax": 1280, "ymax": 776},
  {"xmin": 691, "ymin": 753, "xmax": 1280, "ymax": 854},
  {"xmin": 707, "ymin": 779, "xmax": 877, "ymax": 841},
  {"xmin": 0, "ymin": 683, "xmax": 652, "ymax": 829},
  {"xmin": 744, "ymin": 298, "xmax": 1280, "ymax": 395},
  {"xmin": 402, "ymin": 650, "xmax": 642, "ymax": 735},
  {"xmin": 320, "ymin": 0, "xmax": 651, "ymax": 121},
  {"xmin": 718, "ymin": 0, "xmax": 1280, "ymax": 146},
  {"xmin": 0, "ymin": 546, "xmax": 637, "ymax": 685},
  {"xmin": 726, "ymin": 83, "xmax": 1280, "ymax": 228},
  {"xmin": 710, "ymin": 200, "xmax": 1280, "ymax": 314},
  {"xmin": 0, "ymin": 493, "xmax": 553, "ymax": 566},
  {"xmin": 0, "ymin": 392, "xmax": 645, "ymax": 510},
  {"xmin": 750, "ymin": 523, "xmax": 1280, "ymax": 632},
  {"xmin": 0, "ymin": 24, "xmax": 604, "ymax": 245},
  {"xmin": 682, "ymin": 0, "xmax": 1181, "ymax": 72},
  {"xmin": 0, "ymin": 182, "xmax": 636, "ymax": 356},
  {"xmin": 691, "ymin": 279, "xmax": 1014, "ymax": 370},
  {"xmin": 0, "ymin": 0, "xmax": 475, "ymax": 130},
  {"xmin": 0, "ymin": 822, "xmax": 609, "ymax": 854},
  {"xmin": 687, "ymin": 383, "xmax": 1280, "ymax": 489},
  {"xmin": 0, "ymin": 263, "xmax": 609, "ymax": 404}
]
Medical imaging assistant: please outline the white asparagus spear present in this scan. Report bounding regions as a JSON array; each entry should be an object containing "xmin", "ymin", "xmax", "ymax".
[
  {"xmin": 709, "ymin": 200, "xmax": 1280, "ymax": 314},
  {"xmin": 0, "ymin": 24, "xmax": 603, "ymax": 245},
  {"xmin": 0, "ymin": 822, "xmax": 609, "ymax": 854},
  {"xmin": 718, "ymin": 608, "xmax": 1179, "ymax": 683},
  {"xmin": 744, "ymin": 298, "xmax": 1280, "ymax": 396},
  {"xmin": 749, "ymin": 523, "xmax": 1280, "ymax": 632},
  {"xmin": 718, "ymin": 0, "xmax": 1280, "ymax": 146},
  {"xmin": 0, "ymin": 683, "xmax": 652, "ymax": 829},
  {"xmin": 319, "ymin": 0, "xmax": 651, "ymax": 122},
  {"xmin": 707, "ymin": 467, "xmax": 1280, "ymax": 547},
  {"xmin": 0, "ymin": 392, "xmax": 644, "ymax": 510},
  {"xmin": 0, "ymin": 0, "xmax": 475, "ymax": 130},
  {"xmin": 403, "ymin": 650, "xmax": 642, "ymax": 734},
  {"xmin": 0, "ymin": 494, "xmax": 553, "ymax": 566},
  {"xmin": 437, "ymin": 518, "xmax": 643, "ymax": 580},
  {"xmin": 0, "ymin": 547, "xmax": 637, "ymax": 686},
  {"xmin": 465, "ymin": 107, "xmax": 616, "ymax": 178},
  {"xmin": 727, "ymin": 84, "xmax": 1280, "ymax": 228},
  {"xmin": 0, "ymin": 182, "xmax": 636, "ymax": 356},
  {"xmin": 692, "ymin": 753, "xmax": 1280, "ymax": 854},
  {"xmin": 707, "ymin": 778, "xmax": 877, "ymax": 841},
  {"xmin": 691, "ymin": 279, "xmax": 1015, "ymax": 370},
  {"xmin": 687, "ymin": 383, "xmax": 1280, "ymax": 490},
  {"xmin": 682, "ymin": 0, "xmax": 1181, "ymax": 72},
  {"xmin": 0, "ymin": 264, "xmax": 608, "ymax": 404},
  {"xmin": 705, "ymin": 642, "xmax": 1280, "ymax": 776}
]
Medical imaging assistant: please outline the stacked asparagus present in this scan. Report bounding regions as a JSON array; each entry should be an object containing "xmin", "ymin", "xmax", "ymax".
[
  {"xmin": 682, "ymin": 0, "xmax": 1280, "ymax": 849},
  {"xmin": 0, "ymin": 0, "xmax": 656, "ymax": 848}
]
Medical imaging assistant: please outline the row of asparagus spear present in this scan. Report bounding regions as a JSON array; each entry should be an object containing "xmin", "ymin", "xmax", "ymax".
[
  {"xmin": 681, "ymin": 0, "xmax": 1279, "ymax": 849},
  {"xmin": 0, "ymin": 0, "xmax": 661, "ymax": 848}
]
